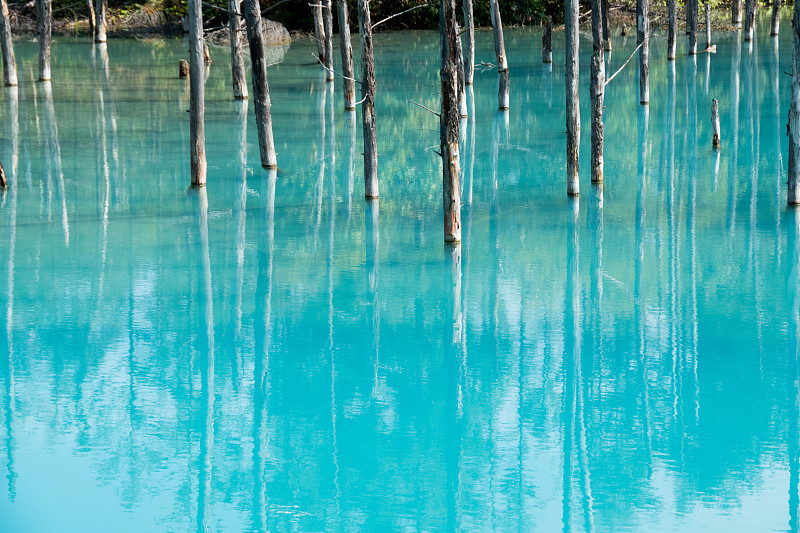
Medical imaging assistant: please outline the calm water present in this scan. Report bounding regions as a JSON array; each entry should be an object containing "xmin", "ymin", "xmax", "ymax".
[{"xmin": 0, "ymin": 11, "xmax": 798, "ymax": 532}]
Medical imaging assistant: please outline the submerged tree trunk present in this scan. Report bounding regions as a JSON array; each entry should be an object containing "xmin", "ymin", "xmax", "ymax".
[
  {"xmin": 688, "ymin": 0, "xmax": 697, "ymax": 54},
  {"xmin": 543, "ymin": 17, "xmax": 552, "ymax": 63},
  {"xmin": 313, "ymin": 4, "xmax": 326, "ymax": 63},
  {"xmin": 638, "ymin": 0, "xmax": 649, "ymax": 104},
  {"xmin": 188, "ymin": 0, "xmax": 206, "ymax": 185},
  {"xmin": 489, "ymin": 0, "xmax": 509, "ymax": 110},
  {"xmin": 463, "ymin": 0, "xmax": 474, "ymax": 84},
  {"xmin": 789, "ymin": 0, "xmax": 800, "ymax": 203},
  {"xmin": 772, "ymin": 0, "xmax": 781, "ymax": 36},
  {"xmin": 733, "ymin": 0, "xmax": 742, "ymax": 27},
  {"xmin": 229, "ymin": 0, "xmax": 248, "ymax": 98},
  {"xmin": 323, "ymin": 0, "xmax": 334, "ymax": 82},
  {"xmin": 0, "ymin": 0, "xmax": 17, "ymax": 86},
  {"xmin": 591, "ymin": 0, "xmax": 605, "ymax": 182},
  {"xmin": 441, "ymin": 0, "xmax": 461, "ymax": 243},
  {"xmin": 668, "ymin": 0, "xmax": 676, "ymax": 59},
  {"xmin": 705, "ymin": 1, "xmax": 711, "ymax": 48},
  {"xmin": 358, "ymin": 0, "xmax": 378, "ymax": 198},
  {"xmin": 744, "ymin": 0, "xmax": 756, "ymax": 41},
  {"xmin": 243, "ymin": 0, "xmax": 277, "ymax": 168},
  {"xmin": 566, "ymin": 0, "xmax": 579, "ymax": 195},
  {"xmin": 94, "ymin": 0, "xmax": 106, "ymax": 42},
  {"xmin": 337, "ymin": 0, "xmax": 356, "ymax": 110},
  {"xmin": 37, "ymin": 0, "xmax": 51, "ymax": 80}
]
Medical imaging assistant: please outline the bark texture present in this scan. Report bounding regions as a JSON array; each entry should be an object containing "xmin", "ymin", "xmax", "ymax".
[
  {"xmin": 744, "ymin": 0, "xmax": 756, "ymax": 41},
  {"xmin": 189, "ymin": 0, "xmax": 207, "ymax": 186},
  {"xmin": 440, "ymin": 0, "xmax": 461, "ymax": 243},
  {"xmin": 94, "ymin": 0, "xmax": 106, "ymax": 42},
  {"xmin": 705, "ymin": 1, "xmax": 711, "ymax": 48},
  {"xmin": 542, "ymin": 17, "xmax": 552, "ymax": 63},
  {"xmin": 688, "ymin": 0, "xmax": 697, "ymax": 54},
  {"xmin": 462, "ymin": 0, "xmax": 474, "ymax": 84},
  {"xmin": 566, "ymin": 0, "xmax": 579, "ymax": 195},
  {"xmin": 358, "ymin": 0, "xmax": 378, "ymax": 198},
  {"xmin": 179, "ymin": 59, "xmax": 189, "ymax": 78},
  {"xmin": 489, "ymin": 0, "xmax": 509, "ymax": 110},
  {"xmin": 323, "ymin": 0, "xmax": 334, "ymax": 81},
  {"xmin": 733, "ymin": 0, "xmax": 742, "ymax": 26},
  {"xmin": 0, "ymin": 0, "xmax": 17, "ymax": 86},
  {"xmin": 229, "ymin": 0, "xmax": 248, "ymax": 98},
  {"xmin": 243, "ymin": 0, "xmax": 277, "ymax": 168},
  {"xmin": 772, "ymin": 0, "xmax": 781, "ymax": 36},
  {"xmin": 638, "ymin": 0, "xmax": 649, "ymax": 104},
  {"xmin": 0, "ymin": 160, "xmax": 6, "ymax": 188},
  {"xmin": 313, "ymin": 4, "xmax": 326, "ymax": 62},
  {"xmin": 602, "ymin": 0, "xmax": 611, "ymax": 50},
  {"xmin": 591, "ymin": 0, "xmax": 605, "ymax": 182},
  {"xmin": 37, "ymin": 0, "xmax": 51, "ymax": 80},
  {"xmin": 712, "ymin": 98, "xmax": 720, "ymax": 146},
  {"xmin": 790, "ymin": 0, "xmax": 800, "ymax": 203},
  {"xmin": 668, "ymin": 0, "xmax": 676, "ymax": 59},
  {"xmin": 337, "ymin": 0, "xmax": 356, "ymax": 109},
  {"xmin": 86, "ymin": 0, "xmax": 95, "ymax": 38}
]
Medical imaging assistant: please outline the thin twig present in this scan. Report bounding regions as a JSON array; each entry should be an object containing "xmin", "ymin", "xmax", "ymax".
[
  {"xmin": 355, "ymin": 95, "xmax": 368, "ymax": 105},
  {"xmin": 605, "ymin": 20, "xmax": 667, "ymax": 87},
  {"xmin": 262, "ymin": 0, "xmax": 292, "ymax": 15},
  {"xmin": 202, "ymin": 0, "xmax": 244, "ymax": 18},
  {"xmin": 372, "ymin": 3, "xmax": 426, "ymax": 30},
  {"xmin": 408, "ymin": 99, "xmax": 440, "ymax": 117},
  {"xmin": 312, "ymin": 53, "xmax": 362, "ymax": 83}
]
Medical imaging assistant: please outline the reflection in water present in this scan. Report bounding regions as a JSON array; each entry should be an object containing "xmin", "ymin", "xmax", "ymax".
[
  {"xmin": 728, "ymin": 31, "xmax": 741, "ymax": 237},
  {"xmin": 345, "ymin": 107, "xmax": 356, "ymax": 222},
  {"xmin": 41, "ymin": 81, "xmax": 69, "ymax": 245},
  {"xmin": 366, "ymin": 200, "xmax": 379, "ymax": 394},
  {"xmin": 789, "ymin": 209, "xmax": 800, "ymax": 533}
]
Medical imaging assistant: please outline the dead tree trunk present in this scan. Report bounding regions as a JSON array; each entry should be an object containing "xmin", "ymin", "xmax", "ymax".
[
  {"xmin": 188, "ymin": 0, "xmax": 206, "ymax": 185},
  {"xmin": 229, "ymin": 0, "xmax": 248, "ymax": 98},
  {"xmin": 591, "ymin": 0, "xmax": 605, "ymax": 182},
  {"xmin": 463, "ymin": 0, "xmax": 474, "ymax": 84},
  {"xmin": 543, "ymin": 17, "xmax": 552, "ymax": 63},
  {"xmin": 94, "ymin": 0, "xmax": 106, "ymax": 42},
  {"xmin": 668, "ymin": 0, "xmax": 676, "ymax": 59},
  {"xmin": 441, "ymin": 0, "xmax": 461, "ymax": 243},
  {"xmin": 36, "ymin": 0, "xmax": 51, "ymax": 80},
  {"xmin": 313, "ymin": 4, "xmax": 326, "ymax": 63},
  {"xmin": 0, "ymin": 160, "xmax": 6, "ymax": 188},
  {"xmin": 243, "ymin": 0, "xmax": 277, "ymax": 168},
  {"xmin": 744, "ymin": 0, "xmax": 756, "ymax": 41},
  {"xmin": 323, "ymin": 0, "xmax": 334, "ymax": 81},
  {"xmin": 358, "ymin": 0, "xmax": 378, "ymax": 198},
  {"xmin": 688, "ymin": 0, "xmax": 697, "ymax": 54},
  {"xmin": 0, "ymin": 0, "xmax": 17, "ymax": 86},
  {"xmin": 712, "ymin": 98, "xmax": 720, "ymax": 146},
  {"xmin": 705, "ymin": 1, "xmax": 711, "ymax": 48},
  {"xmin": 489, "ymin": 0, "xmax": 509, "ymax": 110},
  {"xmin": 772, "ymin": 0, "xmax": 781, "ymax": 36},
  {"xmin": 733, "ymin": 0, "xmax": 742, "ymax": 27},
  {"xmin": 789, "ymin": 0, "xmax": 800, "ymax": 203},
  {"xmin": 86, "ymin": 0, "xmax": 95, "ymax": 38},
  {"xmin": 638, "ymin": 0, "xmax": 649, "ymax": 104},
  {"xmin": 602, "ymin": 0, "xmax": 611, "ymax": 51},
  {"xmin": 337, "ymin": 0, "xmax": 356, "ymax": 109},
  {"xmin": 566, "ymin": 0, "xmax": 579, "ymax": 195}
]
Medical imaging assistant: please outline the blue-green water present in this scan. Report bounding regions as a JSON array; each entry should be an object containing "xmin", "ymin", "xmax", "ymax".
[{"xmin": 0, "ymin": 12, "xmax": 799, "ymax": 532}]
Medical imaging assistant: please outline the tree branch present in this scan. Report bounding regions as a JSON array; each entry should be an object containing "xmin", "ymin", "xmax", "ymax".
[
  {"xmin": 408, "ymin": 99, "xmax": 440, "ymax": 117},
  {"xmin": 372, "ymin": 3, "xmax": 426, "ymax": 30}
]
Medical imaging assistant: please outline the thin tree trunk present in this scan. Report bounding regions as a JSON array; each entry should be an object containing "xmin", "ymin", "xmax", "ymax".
[
  {"xmin": 229, "ymin": 0, "xmax": 248, "ymax": 98},
  {"xmin": 456, "ymin": 22, "xmax": 467, "ymax": 117},
  {"xmin": 94, "ymin": 0, "xmax": 106, "ymax": 42},
  {"xmin": 86, "ymin": 0, "xmax": 95, "ymax": 38},
  {"xmin": 489, "ymin": 0, "xmax": 509, "ymax": 110},
  {"xmin": 772, "ymin": 0, "xmax": 781, "ymax": 36},
  {"xmin": 789, "ymin": 0, "xmax": 800, "ymax": 203},
  {"xmin": 733, "ymin": 0, "xmax": 742, "ymax": 26},
  {"xmin": 441, "ymin": 0, "xmax": 461, "ymax": 243},
  {"xmin": 602, "ymin": 0, "xmax": 611, "ymax": 50},
  {"xmin": 188, "ymin": 0, "xmax": 206, "ymax": 186},
  {"xmin": 566, "ymin": 0, "xmax": 579, "ymax": 195},
  {"xmin": 313, "ymin": 4, "xmax": 326, "ymax": 63},
  {"xmin": 668, "ymin": 0, "xmax": 676, "ymax": 59},
  {"xmin": 243, "ymin": 0, "xmax": 277, "ymax": 168},
  {"xmin": 323, "ymin": 0, "xmax": 334, "ymax": 81},
  {"xmin": 688, "ymin": 0, "xmax": 697, "ymax": 54},
  {"xmin": 462, "ymin": 0, "xmax": 474, "ymax": 84},
  {"xmin": 744, "ymin": 0, "xmax": 756, "ymax": 41},
  {"xmin": 712, "ymin": 97, "xmax": 720, "ymax": 146},
  {"xmin": 337, "ymin": 0, "xmax": 356, "ymax": 110},
  {"xmin": 591, "ymin": 0, "xmax": 605, "ymax": 182},
  {"xmin": 705, "ymin": 1, "xmax": 711, "ymax": 48},
  {"xmin": 543, "ymin": 17, "xmax": 552, "ymax": 63},
  {"xmin": 638, "ymin": 0, "xmax": 649, "ymax": 104},
  {"xmin": 358, "ymin": 0, "xmax": 378, "ymax": 198},
  {"xmin": 37, "ymin": 0, "xmax": 51, "ymax": 80},
  {"xmin": 0, "ymin": 160, "xmax": 6, "ymax": 188},
  {"xmin": 0, "ymin": 0, "xmax": 17, "ymax": 86}
]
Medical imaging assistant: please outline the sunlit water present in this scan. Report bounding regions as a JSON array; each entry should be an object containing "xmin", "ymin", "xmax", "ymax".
[{"xmin": 0, "ymin": 10, "xmax": 798, "ymax": 532}]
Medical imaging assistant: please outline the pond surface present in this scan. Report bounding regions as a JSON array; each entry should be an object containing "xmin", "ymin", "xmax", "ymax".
[{"xmin": 0, "ymin": 11, "xmax": 798, "ymax": 532}]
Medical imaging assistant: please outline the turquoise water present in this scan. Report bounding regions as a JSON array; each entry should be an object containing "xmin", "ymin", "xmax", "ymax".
[{"xmin": 0, "ymin": 11, "xmax": 799, "ymax": 531}]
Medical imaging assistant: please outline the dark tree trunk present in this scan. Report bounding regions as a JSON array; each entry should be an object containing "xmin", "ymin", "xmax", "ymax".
[
  {"xmin": 188, "ymin": 0, "xmax": 206, "ymax": 185},
  {"xmin": 744, "ymin": 0, "xmax": 756, "ymax": 41},
  {"xmin": 789, "ymin": 0, "xmax": 800, "ymax": 203},
  {"xmin": 566, "ymin": 0, "xmax": 579, "ymax": 195},
  {"xmin": 358, "ymin": 0, "xmax": 378, "ymax": 198},
  {"xmin": 229, "ymin": 0, "xmax": 248, "ymax": 98},
  {"xmin": 36, "ymin": 0, "xmax": 51, "ymax": 80},
  {"xmin": 0, "ymin": 0, "xmax": 17, "ymax": 86},
  {"xmin": 602, "ymin": 0, "xmax": 611, "ymax": 51},
  {"xmin": 772, "ymin": 0, "xmax": 781, "ymax": 36},
  {"xmin": 543, "ymin": 17, "xmax": 552, "ymax": 63},
  {"xmin": 591, "ymin": 0, "xmax": 605, "ymax": 182},
  {"xmin": 313, "ymin": 4, "xmax": 326, "ymax": 62},
  {"xmin": 337, "ymin": 0, "xmax": 356, "ymax": 109},
  {"xmin": 441, "ymin": 0, "xmax": 461, "ymax": 243},
  {"xmin": 243, "ymin": 0, "xmax": 277, "ymax": 168},
  {"xmin": 638, "ymin": 0, "xmax": 649, "ymax": 104},
  {"xmin": 688, "ymin": 0, "xmax": 697, "ymax": 54}
]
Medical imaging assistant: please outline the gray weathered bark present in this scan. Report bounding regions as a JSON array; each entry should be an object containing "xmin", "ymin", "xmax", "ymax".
[
  {"xmin": 358, "ymin": 0, "xmax": 378, "ymax": 198},
  {"xmin": 668, "ymin": 0, "xmax": 676, "ymax": 59},
  {"xmin": 313, "ymin": 3, "xmax": 326, "ymax": 63},
  {"xmin": 566, "ymin": 0, "xmax": 580, "ymax": 195},
  {"xmin": 744, "ymin": 0, "xmax": 756, "ymax": 41},
  {"xmin": 543, "ymin": 17, "xmax": 552, "ymax": 63},
  {"xmin": 591, "ymin": 0, "xmax": 605, "ymax": 182},
  {"xmin": 0, "ymin": 160, "xmax": 6, "ymax": 188},
  {"xmin": 789, "ymin": 0, "xmax": 800, "ymax": 203},
  {"xmin": 0, "ymin": 0, "xmax": 17, "ymax": 86},
  {"xmin": 36, "ymin": 0, "xmax": 51, "ymax": 80},
  {"xmin": 712, "ymin": 98, "xmax": 720, "ymax": 146},
  {"xmin": 86, "ymin": 0, "xmax": 95, "ymax": 38},
  {"xmin": 94, "ymin": 0, "xmax": 106, "ymax": 42},
  {"xmin": 441, "ymin": 0, "xmax": 461, "ymax": 243},
  {"xmin": 188, "ymin": 0, "xmax": 206, "ymax": 185},
  {"xmin": 243, "ymin": 0, "xmax": 277, "ymax": 168},
  {"xmin": 705, "ymin": 1, "xmax": 711, "ymax": 48},
  {"xmin": 337, "ymin": 0, "xmax": 356, "ymax": 110},
  {"xmin": 602, "ymin": 0, "xmax": 611, "ymax": 51},
  {"xmin": 733, "ymin": 0, "xmax": 742, "ymax": 26},
  {"xmin": 229, "ymin": 0, "xmax": 248, "ymax": 98},
  {"xmin": 323, "ymin": 0, "xmax": 334, "ymax": 82},
  {"xmin": 489, "ymin": 0, "xmax": 509, "ymax": 110},
  {"xmin": 638, "ymin": 0, "xmax": 649, "ymax": 104},
  {"xmin": 463, "ymin": 0, "xmax": 474, "ymax": 84},
  {"xmin": 772, "ymin": 0, "xmax": 781, "ymax": 36},
  {"xmin": 688, "ymin": 0, "xmax": 697, "ymax": 54}
]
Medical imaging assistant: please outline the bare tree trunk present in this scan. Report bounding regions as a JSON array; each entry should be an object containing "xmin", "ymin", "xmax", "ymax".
[
  {"xmin": 744, "ymin": 0, "xmax": 756, "ymax": 41},
  {"xmin": 243, "ymin": 0, "xmax": 277, "ymax": 168},
  {"xmin": 313, "ymin": 4, "xmax": 326, "ymax": 62},
  {"xmin": 591, "ymin": 0, "xmax": 604, "ymax": 182},
  {"xmin": 462, "ymin": 0, "xmax": 474, "ymax": 84},
  {"xmin": 602, "ymin": 0, "xmax": 611, "ymax": 50},
  {"xmin": 705, "ymin": 1, "xmax": 711, "ymax": 48},
  {"xmin": 94, "ymin": 0, "xmax": 106, "ymax": 42},
  {"xmin": 688, "ymin": 0, "xmax": 697, "ymax": 54},
  {"xmin": 0, "ymin": 160, "xmax": 6, "ymax": 188},
  {"xmin": 36, "ymin": 0, "xmax": 51, "ymax": 80},
  {"xmin": 638, "ymin": 0, "xmax": 649, "ymax": 104},
  {"xmin": 188, "ymin": 0, "xmax": 206, "ymax": 186},
  {"xmin": 489, "ymin": 0, "xmax": 509, "ymax": 110},
  {"xmin": 456, "ymin": 22, "xmax": 467, "ymax": 117},
  {"xmin": 441, "ymin": 0, "xmax": 461, "ymax": 243},
  {"xmin": 543, "ymin": 17, "xmax": 552, "ymax": 63},
  {"xmin": 337, "ymin": 0, "xmax": 356, "ymax": 109},
  {"xmin": 229, "ymin": 0, "xmax": 248, "ymax": 98},
  {"xmin": 566, "ymin": 0, "xmax": 579, "ymax": 196},
  {"xmin": 772, "ymin": 0, "xmax": 781, "ymax": 36},
  {"xmin": 789, "ymin": 0, "xmax": 800, "ymax": 203},
  {"xmin": 733, "ymin": 0, "xmax": 742, "ymax": 26},
  {"xmin": 323, "ymin": 0, "xmax": 334, "ymax": 81},
  {"xmin": 712, "ymin": 97, "xmax": 720, "ymax": 146},
  {"xmin": 0, "ymin": 0, "xmax": 17, "ymax": 86},
  {"xmin": 358, "ymin": 0, "xmax": 378, "ymax": 198},
  {"xmin": 668, "ymin": 0, "xmax": 676, "ymax": 59},
  {"xmin": 86, "ymin": 0, "xmax": 95, "ymax": 38}
]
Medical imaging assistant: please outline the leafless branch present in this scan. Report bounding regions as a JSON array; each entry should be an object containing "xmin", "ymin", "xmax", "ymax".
[
  {"xmin": 372, "ymin": 3, "xmax": 426, "ymax": 30},
  {"xmin": 408, "ymin": 99, "xmax": 440, "ymax": 117},
  {"xmin": 312, "ymin": 53, "xmax": 362, "ymax": 83}
]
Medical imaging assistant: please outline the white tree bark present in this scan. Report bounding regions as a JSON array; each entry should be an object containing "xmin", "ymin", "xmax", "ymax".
[
  {"xmin": 0, "ymin": 0, "xmax": 17, "ymax": 86},
  {"xmin": 94, "ymin": 0, "xmax": 106, "ymax": 42},
  {"xmin": 566, "ymin": 0, "xmax": 580, "ymax": 195},
  {"xmin": 337, "ymin": 0, "xmax": 356, "ymax": 109}
]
